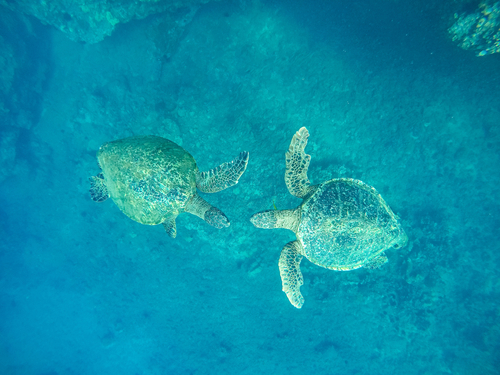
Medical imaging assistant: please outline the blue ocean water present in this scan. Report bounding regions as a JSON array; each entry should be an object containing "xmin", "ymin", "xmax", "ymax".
[{"xmin": 1, "ymin": 0, "xmax": 499, "ymax": 374}]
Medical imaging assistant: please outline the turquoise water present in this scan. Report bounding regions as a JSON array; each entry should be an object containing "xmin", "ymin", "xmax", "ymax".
[{"xmin": 1, "ymin": 1, "xmax": 499, "ymax": 374}]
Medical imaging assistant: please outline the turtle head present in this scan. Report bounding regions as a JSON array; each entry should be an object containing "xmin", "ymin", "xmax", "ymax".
[
  {"xmin": 204, "ymin": 207, "xmax": 230, "ymax": 228},
  {"xmin": 393, "ymin": 228, "xmax": 408, "ymax": 249}
]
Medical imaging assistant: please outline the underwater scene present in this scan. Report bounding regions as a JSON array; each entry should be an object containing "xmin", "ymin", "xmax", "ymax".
[{"xmin": 0, "ymin": 0, "xmax": 499, "ymax": 374}]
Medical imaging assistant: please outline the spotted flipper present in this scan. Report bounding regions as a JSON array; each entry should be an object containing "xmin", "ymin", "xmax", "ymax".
[
  {"xmin": 364, "ymin": 253, "xmax": 388, "ymax": 269},
  {"xmin": 162, "ymin": 216, "xmax": 177, "ymax": 238},
  {"xmin": 285, "ymin": 127, "xmax": 315, "ymax": 198},
  {"xmin": 89, "ymin": 173, "xmax": 109, "ymax": 202},
  {"xmin": 196, "ymin": 151, "xmax": 249, "ymax": 193},
  {"xmin": 279, "ymin": 241, "xmax": 304, "ymax": 309}
]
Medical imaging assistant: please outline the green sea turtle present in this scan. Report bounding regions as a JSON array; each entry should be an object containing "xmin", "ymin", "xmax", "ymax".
[
  {"xmin": 89, "ymin": 135, "xmax": 249, "ymax": 238},
  {"xmin": 250, "ymin": 127, "xmax": 407, "ymax": 308}
]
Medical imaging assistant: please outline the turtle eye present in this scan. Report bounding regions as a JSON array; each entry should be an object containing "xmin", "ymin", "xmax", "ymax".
[{"xmin": 393, "ymin": 244, "xmax": 400, "ymax": 249}]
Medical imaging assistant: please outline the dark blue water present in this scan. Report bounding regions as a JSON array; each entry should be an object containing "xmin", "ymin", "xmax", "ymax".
[{"xmin": 1, "ymin": 0, "xmax": 499, "ymax": 374}]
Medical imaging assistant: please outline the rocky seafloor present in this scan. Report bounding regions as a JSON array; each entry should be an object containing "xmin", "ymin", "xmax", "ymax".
[{"xmin": 0, "ymin": 0, "xmax": 499, "ymax": 374}]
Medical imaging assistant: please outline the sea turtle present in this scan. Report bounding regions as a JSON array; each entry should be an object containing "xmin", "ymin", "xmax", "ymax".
[
  {"xmin": 250, "ymin": 127, "xmax": 407, "ymax": 308},
  {"xmin": 89, "ymin": 135, "xmax": 249, "ymax": 238}
]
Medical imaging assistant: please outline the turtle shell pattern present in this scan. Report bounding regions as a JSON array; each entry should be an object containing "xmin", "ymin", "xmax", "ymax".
[
  {"xmin": 298, "ymin": 178, "xmax": 405, "ymax": 270},
  {"xmin": 98, "ymin": 135, "xmax": 196, "ymax": 225}
]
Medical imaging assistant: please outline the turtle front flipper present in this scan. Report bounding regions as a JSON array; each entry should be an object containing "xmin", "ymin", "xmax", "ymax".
[
  {"xmin": 279, "ymin": 241, "xmax": 305, "ymax": 309},
  {"xmin": 185, "ymin": 193, "xmax": 230, "ymax": 229},
  {"xmin": 89, "ymin": 173, "xmax": 109, "ymax": 202},
  {"xmin": 285, "ymin": 127, "xmax": 315, "ymax": 198},
  {"xmin": 364, "ymin": 253, "xmax": 388, "ymax": 269},
  {"xmin": 196, "ymin": 151, "xmax": 249, "ymax": 193}
]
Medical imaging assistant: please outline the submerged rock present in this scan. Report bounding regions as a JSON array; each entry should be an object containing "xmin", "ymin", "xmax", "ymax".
[
  {"xmin": 449, "ymin": 1, "xmax": 500, "ymax": 56},
  {"xmin": 0, "ymin": 0, "xmax": 219, "ymax": 44}
]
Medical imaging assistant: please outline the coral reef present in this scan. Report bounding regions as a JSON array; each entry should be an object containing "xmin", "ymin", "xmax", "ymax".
[
  {"xmin": 0, "ymin": 0, "xmax": 218, "ymax": 44},
  {"xmin": 449, "ymin": 1, "xmax": 500, "ymax": 56}
]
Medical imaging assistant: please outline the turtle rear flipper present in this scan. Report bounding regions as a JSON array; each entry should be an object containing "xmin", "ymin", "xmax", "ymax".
[
  {"xmin": 89, "ymin": 173, "xmax": 109, "ymax": 202},
  {"xmin": 162, "ymin": 216, "xmax": 177, "ymax": 238},
  {"xmin": 185, "ymin": 193, "xmax": 230, "ymax": 228},
  {"xmin": 196, "ymin": 151, "xmax": 249, "ymax": 193},
  {"xmin": 279, "ymin": 241, "xmax": 304, "ymax": 309},
  {"xmin": 285, "ymin": 127, "xmax": 314, "ymax": 198}
]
